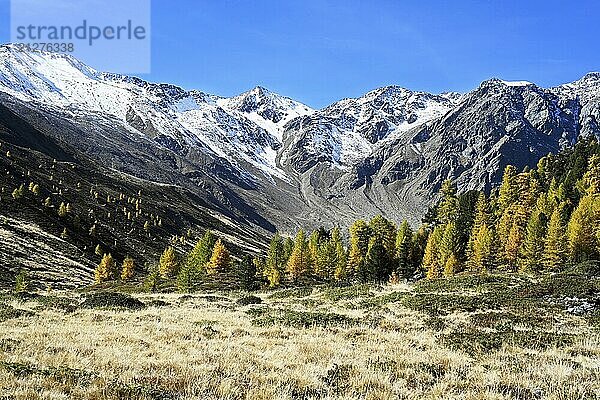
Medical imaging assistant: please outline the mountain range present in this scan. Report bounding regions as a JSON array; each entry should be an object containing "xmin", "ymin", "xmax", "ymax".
[{"xmin": 1, "ymin": 44, "xmax": 600, "ymax": 285}]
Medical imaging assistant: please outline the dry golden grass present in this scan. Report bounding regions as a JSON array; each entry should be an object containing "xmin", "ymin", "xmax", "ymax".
[{"xmin": 0, "ymin": 282, "xmax": 599, "ymax": 399}]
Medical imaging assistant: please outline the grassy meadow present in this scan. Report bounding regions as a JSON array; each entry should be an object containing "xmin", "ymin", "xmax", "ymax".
[{"xmin": 1, "ymin": 270, "xmax": 599, "ymax": 399}]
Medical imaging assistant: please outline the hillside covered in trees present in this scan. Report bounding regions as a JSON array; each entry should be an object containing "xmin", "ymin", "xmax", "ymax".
[{"xmin": 91, "ymin": 137, "xmax": 600, "ymax": 293}]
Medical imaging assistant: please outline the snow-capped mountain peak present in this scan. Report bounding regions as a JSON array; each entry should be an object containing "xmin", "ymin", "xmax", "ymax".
[
  {"xmin": 219, "ymin": 85, "xmax": 313, "ymax": 124},
  {"xmin": 278, "ymin": 84, "xmax": 460, "ymax": 172},
  {"xmin": 0, "ymin": 46, "xmax": 310, "ymax": 181}
]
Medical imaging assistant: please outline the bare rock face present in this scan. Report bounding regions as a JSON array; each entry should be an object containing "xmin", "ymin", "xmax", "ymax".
[
  {"xmin": 0, "ymin": 44, "xmax": 599, "ymax": 235},
  {"xmin": 276, "ymin": 78, "xmax": 586, "ymax": 225}
]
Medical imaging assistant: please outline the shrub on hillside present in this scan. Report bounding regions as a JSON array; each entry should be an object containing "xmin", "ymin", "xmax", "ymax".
[{"xmin": 80, "ymin": 292, "xmax": 145, "ymax": 310}]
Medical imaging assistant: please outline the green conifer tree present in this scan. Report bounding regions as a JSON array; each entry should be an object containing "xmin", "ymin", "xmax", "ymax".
[
  {"xmin": 437, "ymin": 180, "xmax": 459, "ymax": 225},
  {"xmin": 395, "ymin": 220, "xmax": 414, "ymax": 278},
  {"xmin": 264, "ymin": 233, "xmax": 285, "ymax": 287},
  {"xmin": 410, "ymin": 225, "xmax": 429, "ymax": 276},
  {"xmin": 315, "ymin": 239, "xmax": 337, "ymax": 280},
  {"xmin": 363, "ymin": 237, "xmax": 391, "ymax": 282},
  {"xmin": 15, "ymin": 269, "xmax": 28, "ymax": 293},
  {"xmin": 186, "ymin": 230, "xmax": 216, "ymax": 274},
  {"xmin": 235, "ymin": 255, "xmax": 257, "ymax": 290},
  {"xmin": 308, "ymin": 230, "xmax": 323, "ymax": 266},
  {"xmin": 369, "ymin": 215, "xmax": 397, "ymax": 258},
  {"xmin": 346, "ymin": 220, "xmax": 370, "ymax": 280},
  {"xmin": 177, "ymin": 260, "xmax": 201, "ymax": 293},
  {"xmin": 331, "ymin": 228, "xmax": 348, "ymax": 281},
  {"xmin": 282, "ymin": 237, "xmax": 294, "ymax": 265}
]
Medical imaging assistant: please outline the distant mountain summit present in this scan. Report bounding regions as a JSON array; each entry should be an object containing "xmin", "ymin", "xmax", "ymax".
[{"xmin": 1, "ymin": 44, "xmax": 599, "ymax": 231}]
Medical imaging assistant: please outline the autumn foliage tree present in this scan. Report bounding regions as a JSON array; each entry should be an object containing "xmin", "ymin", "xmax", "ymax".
[
  {"xmin": 206, "ymin": 239, "xmax": 232, "ymax": 277},
  {"xmin": 544, "ymin": 207, "xmax": 568, "ymax": 269},
  {"xmin": 423, "ymin": 226, "xmax": 444, "ymax": 279},
  {"xmin": 95, "ymin": 253, "xmax": 116, "ymax": 283},
  {"xmin": 121, "ymin": 256, "xmax": 135, "ymax": 282},
  {"xmin": 286, "ymin": 230, "xmax": 313, "ymax": 282},
  {"xmin": 159, "ymin": 247, "xmax": 178, "ymax": 278}
]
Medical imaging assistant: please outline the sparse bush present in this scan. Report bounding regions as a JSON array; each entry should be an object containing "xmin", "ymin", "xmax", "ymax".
[
  {"xmin": 144, "ymin": 264, "xmax": 161, "ymax": 293},
  {"xmin": 14, "ymin": 269, "xmax": 29, "ymax": 293},
  {"xmin": 323, "ymin": 284, "xmax": 376, "ymax": 301},
  {"xmin": 236, "ymin": 295, "xmax": 262, "ymax": 306},
  {"xmin": 413, "ymin": 274, "xmax": 520, "ymax": 293},
  {"xmin": 268, "ymin": 287, "xmax": 313, "ymax": 299},
  {"xmin": 0, "ymin": 338, "xmax": 21, "ymax": 352},
  {"xmin": 252, "ymin": 309, "xmax": 359, "ymax": 328},
  {"xmin": 0, "ymin": 303, "xmax": 34, "ymax": 322},
  {"xmin": 35, "ymin": 295, "xmax": 78, "ymax": 313},
  {"xmin": 520, "ymin": 273, "xmax": 600, "ymax": 299},
  {"xmin": 80, "ymin": 292, "xmax": 145, "ymax": 310},
  {"xmin": 565, "ymin": 261, "xmax": 600, "ymax": 277},
  {"xmin": 147, "ymin": 299, "xmax": 169, "ymax": 307},
  {"xmin": 402, "ymin": 293, "xmax": 493, "ymax": 316},
  {"xmin": 0, "ymin": 361, "xmax": 96, "ymax": 386},
  {"xmin": 358, "ymin": 291, "xmax": 408, "ymax": 309},
  {"xmin": 441, "ymin": 330, "xmax": 576, "ymax": 356},
  {"xmin": 11, "ymin": 184, "xmax": 24, "ymax": 200}
]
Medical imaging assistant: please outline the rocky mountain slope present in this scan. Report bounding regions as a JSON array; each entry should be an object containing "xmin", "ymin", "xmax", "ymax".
[
  {"xmin": 1, "ymin": 44, "xmax": 600, "ymax": 285},
  {"xmin": 0, "ymin": 96, "xmax": 271, "ymax": 288}
]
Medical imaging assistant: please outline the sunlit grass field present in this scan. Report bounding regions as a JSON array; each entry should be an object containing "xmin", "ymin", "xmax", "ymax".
[{"xmin": 1, "ymin": 272, "xmax": 599, "ymax": 399}]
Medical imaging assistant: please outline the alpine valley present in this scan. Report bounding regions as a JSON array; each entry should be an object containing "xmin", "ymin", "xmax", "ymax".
[{"xmin": 1, "ymin": 44, "xmax": 599, "ymax": 287}]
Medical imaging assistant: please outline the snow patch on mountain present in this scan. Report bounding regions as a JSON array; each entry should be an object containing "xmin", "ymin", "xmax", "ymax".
[{"xmin": 500, "ymin": 80, "xmax": 533, "ymax": 87}]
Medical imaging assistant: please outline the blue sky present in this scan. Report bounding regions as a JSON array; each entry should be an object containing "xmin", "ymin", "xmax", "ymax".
[{"xmin": 1, "ymin": 0, "xmax": 600, "ymax": 108}]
